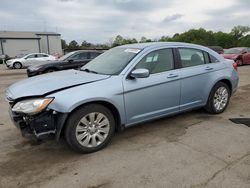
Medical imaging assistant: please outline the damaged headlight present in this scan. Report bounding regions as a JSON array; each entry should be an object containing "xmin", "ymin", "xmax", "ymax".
[{"xmin": 12, "ymin": 98, "xmax": 54, "ymax": 115}]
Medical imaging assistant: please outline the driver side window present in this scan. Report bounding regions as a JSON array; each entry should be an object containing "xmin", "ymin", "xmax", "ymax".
[
  {"xmin": 26, "ymin": 54, "xmax": 38, "ymax": 59},
  {"xmin": 135, "ymin": 48, "xmax": 174, "ymax": 74}
]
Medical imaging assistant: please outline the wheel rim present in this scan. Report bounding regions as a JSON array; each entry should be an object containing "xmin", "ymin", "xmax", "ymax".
[
  {"xmin": 213, "ymin": 86, "xmax": 229, "ymax": 111},
  {"xmin": 15, "ymin": 63, "xmax": 21, "ymax": 69},
  {"xmin": 75, "ymin": 112, "xmax": 110, "ymax": 148}
]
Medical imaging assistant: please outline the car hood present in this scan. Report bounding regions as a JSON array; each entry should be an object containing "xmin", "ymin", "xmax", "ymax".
[
  {"xmin": 7, "ymin": 58, "xmax": 22, "ymax": 62},
  {"xmin": 6, "ymin": 69, "xmax": 110, "ymax": 100},
  {"xmin": 222, "ymin": 54, "xmax": 239, "ymax": 60}
]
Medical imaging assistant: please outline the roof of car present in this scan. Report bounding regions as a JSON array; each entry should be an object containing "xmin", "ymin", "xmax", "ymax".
[
  {"xmin": 117, "ymin": 42, "xmax": 225, "ymax": 61},
  {"xmin": 70, "ymin": 50, "xmax": 103, "ymax": 53},
  {"xmin": 118, "ymin": 42, "xmax": 207, "ymax": 50}
]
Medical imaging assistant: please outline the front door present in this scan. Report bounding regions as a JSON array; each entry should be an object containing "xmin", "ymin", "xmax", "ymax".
[
  {"xmin": 65, "ymin": 52, "xmax": 89, "ymax": 69},
  {"xmin": 123, "ymin": 48, "xmax": 181, "ymax": 125}
]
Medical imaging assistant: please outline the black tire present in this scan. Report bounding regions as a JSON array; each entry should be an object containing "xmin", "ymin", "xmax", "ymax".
[
  {"xmin": 238, "ymin": 60, "xmax": 243, "ymax": 66},
  {"xmin": 13, "ymin": 62, "xmax": 22, "ymax": 69},
  {"xmin": 64, "ymin": 104, "xmax": 115, "ymax": 153},
  {"xmin": 45, "ymin": 68, "xmax": 56, "ymax": 73},
  {"xmin": 205, "ymin": 82, "xmax": 230, "ymax": 114}
]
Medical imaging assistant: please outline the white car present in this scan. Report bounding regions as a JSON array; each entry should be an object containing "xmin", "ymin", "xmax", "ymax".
[{"xmin": 6, "ymin": 53, "xmax": 56, "ymax": 69}]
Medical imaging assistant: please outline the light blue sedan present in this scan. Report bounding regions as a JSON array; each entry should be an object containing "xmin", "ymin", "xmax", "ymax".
[{"xmin": 6, "ymin": 42, "xmax": 239, "ymax": 153}]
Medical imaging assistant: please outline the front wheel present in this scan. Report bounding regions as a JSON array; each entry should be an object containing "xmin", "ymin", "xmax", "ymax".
[
  {"xmin": 64, "ymin": 104, "xmax": 115, "ymax": 153},
  {"xmin": 205, "ymin": 82, "xmax": 230, "ymax": 114},
  {"xmin": 13, "ymin": 62, "xmax": 22, "ymax": 69}
]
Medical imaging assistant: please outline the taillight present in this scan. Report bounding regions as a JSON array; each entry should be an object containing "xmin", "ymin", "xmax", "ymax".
[{"xmin": 233, "ymin": 62, "xmax": 238, "ymax": 71}]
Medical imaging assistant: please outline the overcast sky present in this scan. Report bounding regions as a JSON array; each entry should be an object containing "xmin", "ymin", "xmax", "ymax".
[{"xmin": 0, "ymin": 0, "xmax": 249, "ymax": 44}]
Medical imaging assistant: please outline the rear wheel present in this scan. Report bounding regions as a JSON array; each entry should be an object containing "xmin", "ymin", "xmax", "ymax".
[
  {"xmin": 205, "ymin": 82, "xmax": 230, "ymax": 114},
  {"xmin": 64, "ymin": 104, "xmax": 115, "ymax": 153},
  {"xmin": 13, "ymin": 62, "xmax": 22, "ymax": 69}
]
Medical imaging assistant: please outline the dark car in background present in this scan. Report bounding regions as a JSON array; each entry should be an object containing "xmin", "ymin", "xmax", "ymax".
[
  {"xmin": 27, "ymin": 50, "xmax": 103, "ymax": 77},
  {"xmin": 222, "ymin": 47, "xmax": 250, "ymax": 66},
  {"xmin": 207, "ymin": 46, "xmax": 224, "ymax": 54}
]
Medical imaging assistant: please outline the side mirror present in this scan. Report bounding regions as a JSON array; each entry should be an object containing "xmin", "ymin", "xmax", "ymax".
[
  {"xmin": 68, "ymin": 59, "xmax": 74, "ymax": 63},
  {"xmin": 242, "ymin": 51, "xmax": 247, "ymax": 54},
  {"xmin": 130, "ymin": 68, "xmax": 149, "ymax": 78}
]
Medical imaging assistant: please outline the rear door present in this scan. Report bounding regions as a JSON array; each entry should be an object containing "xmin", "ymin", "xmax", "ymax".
[{"xmin": 178, "ymin": 48, "xmax": 225, "ymax": 110}]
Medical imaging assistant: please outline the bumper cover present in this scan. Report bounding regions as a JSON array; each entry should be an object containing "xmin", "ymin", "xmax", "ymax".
[{"xmin": 9, "ymin": 108, "xmax": 68, "ymax": 140}]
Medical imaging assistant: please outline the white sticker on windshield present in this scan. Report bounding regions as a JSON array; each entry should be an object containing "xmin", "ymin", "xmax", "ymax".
[{"xmin": 124, "ymin": 49, "xmax": 141, "ymax": 53}]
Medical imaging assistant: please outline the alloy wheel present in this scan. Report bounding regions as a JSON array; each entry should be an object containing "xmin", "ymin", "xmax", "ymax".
[
  {"xmin": 213, "ymin": 86, "xmax": 229, "ymax": 111},
  {"xmin": 75, "ymin": 112, "xmax": 110, "ymax": 148}
]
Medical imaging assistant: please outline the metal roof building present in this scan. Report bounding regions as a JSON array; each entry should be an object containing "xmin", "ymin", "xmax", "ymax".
[{"xmin": 0, "ymin": 31, "xmax": 62, "ymax": 57}]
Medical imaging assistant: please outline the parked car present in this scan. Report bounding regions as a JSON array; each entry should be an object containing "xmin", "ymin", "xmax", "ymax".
[
  {"xmin": 222, "ymin": 47, "xmax": 250, "ymax": 66},
  {"xmin": 27, "ymin": 50, "xmax": 103, "ymax": 77},
  {"xmin": 5, "ymin": 53, "xmax": 56, "ymax": 69},
  {"xmin": 6, "ymin": 42, "xmax": 239, "ymax": 153},
  {"xmin": 207, "ymin": 46, "xmax": 224, "ymax": 54}
]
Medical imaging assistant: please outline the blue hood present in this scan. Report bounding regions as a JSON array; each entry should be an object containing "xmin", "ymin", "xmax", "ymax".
[{"xmin": 6, "ymin": 69, "xmax": 110, "ymax": 100}]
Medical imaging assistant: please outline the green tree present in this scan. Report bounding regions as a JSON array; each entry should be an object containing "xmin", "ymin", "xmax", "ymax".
[
  {"xmin": 81, "ymin": 40, "xmax": 91, "ymax": 48},
  {"xmin": 238, "ymin": 35, "xmax": 250, "ymax": 47},
  {"xmin": 68, "ymin": 40, "xmax": 79, "ymax": 49},
  {"xmin": 112, "ymin": 35, "xmax": 124, "ymax": 47},
  {"xmin": 61, "ymin": 39, "xmax": 68, "ymax": 49},
  {"xmin": 231, "ymin": 25, "xmax": 250, "ymax": 40}
]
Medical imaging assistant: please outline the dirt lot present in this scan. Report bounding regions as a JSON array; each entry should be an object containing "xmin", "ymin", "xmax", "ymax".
[{"xmin": 0, "ymin": 64, "xmax": 249, "ymax": 188}]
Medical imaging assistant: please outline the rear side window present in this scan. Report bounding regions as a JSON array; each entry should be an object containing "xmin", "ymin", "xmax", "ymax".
[
  {"xmin": 178, "ymin": 48, "xmax": 206, "ymax": 67},
  {"xmin": 135, "ymin": 48, "xmax": 174, "ymax": 74},
  {"xmin": 38, "ymin": 54, "xmax": 49, "ymax": 57}
]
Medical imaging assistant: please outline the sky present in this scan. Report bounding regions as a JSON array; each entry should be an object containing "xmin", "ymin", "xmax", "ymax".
[{"xmin": 0, "ymin": 0, "xmax": 249, "ymax": 44}]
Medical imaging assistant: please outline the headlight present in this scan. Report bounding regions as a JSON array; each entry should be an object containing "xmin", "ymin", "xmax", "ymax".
[
  {"xmin": 12, "ymin": 98, "xmax": 54, "ymax": 115},
  {"xmin": 6, "ymin": 60, "xmax": 12, "ymax": 64}
]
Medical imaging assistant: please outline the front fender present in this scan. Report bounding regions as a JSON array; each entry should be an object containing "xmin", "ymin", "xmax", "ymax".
[{"xmin": 46, "ymin": 76, "xmax": 126, "ymax": 125}]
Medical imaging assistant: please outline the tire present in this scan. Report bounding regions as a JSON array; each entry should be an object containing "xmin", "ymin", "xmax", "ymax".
[
  {"xmin": 238, "ymin": 60, "xmax": 243, "ymax": 66},
  {"xmin": 13, "ymin": 62, "xmax": 22, "ymax": 69},
  {"xmin": 45, "ymin": 68, "xmax": 56, "ymax": 73},
  {"xmin": 64, "ymin": 104, "xmax": 115, "ymax": 153},
  {"xmin": 205, "ymin": 82, "xmax": 230, "ymax": 114}
]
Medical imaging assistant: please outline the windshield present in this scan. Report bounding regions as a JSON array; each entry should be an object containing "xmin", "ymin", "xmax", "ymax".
[
  {"xmin": 58, "ymin": 51, "xmax": 75, "ymax": 61},
  {"xmin": 81, "ymin": 47, "xmax": 141, "ymax": 75},
  {"xmin": 224, "ymin": 48, "xmax": 243, "ymax": 54}
]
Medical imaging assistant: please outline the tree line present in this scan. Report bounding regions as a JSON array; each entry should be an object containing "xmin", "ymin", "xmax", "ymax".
[{"xmin": 62, "ymin": 25, "xmax": 250, "ymax": 50}]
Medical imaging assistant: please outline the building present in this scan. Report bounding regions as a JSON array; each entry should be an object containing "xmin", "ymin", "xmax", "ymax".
[{"xmin": 0, "ymin": 31, "xmax": 62, "ymax": 57}]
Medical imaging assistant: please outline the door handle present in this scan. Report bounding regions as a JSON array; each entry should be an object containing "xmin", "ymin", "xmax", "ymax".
[
  {"xmin": 205, "ymin": 66, "xmax": 213, "ymax": 70},
  {"xmin": 167, "ymin": 73, "xmax": 178, "ymax": 78}
]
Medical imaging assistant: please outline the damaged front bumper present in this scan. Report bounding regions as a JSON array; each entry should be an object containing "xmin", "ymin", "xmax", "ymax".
[{"xmin": 9, "ymin": 107, "xmax": 68, "ymax": 140}]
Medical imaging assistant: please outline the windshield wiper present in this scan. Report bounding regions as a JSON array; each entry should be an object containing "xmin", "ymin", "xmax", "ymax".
[{"xmin": 81, "ymin": 68, "xmax": 99, "ymax": 74}]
